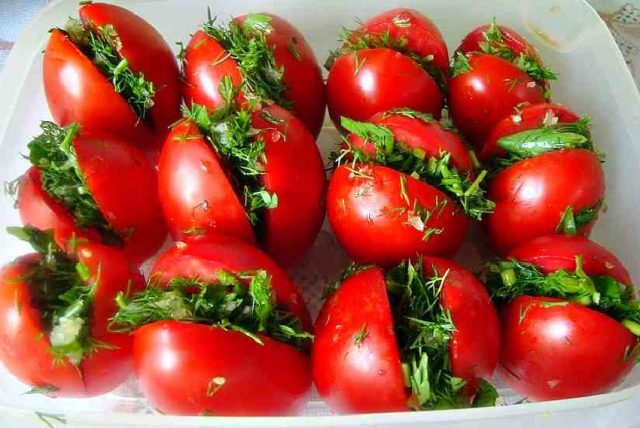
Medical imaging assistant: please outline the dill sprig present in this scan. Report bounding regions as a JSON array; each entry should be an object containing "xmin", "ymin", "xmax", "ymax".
[
  {"xmin": 110, "ymin": 269, "xmax": 312, "ymax": 350},
  {"xmin": 27, "ymin": 121, "xmax": 121, "ymax": 244},
  {"xmin": 201, "ymin": 11, "xmax": 290, "ymax": 108},
  {"xmin": 183, "ymin": 91, "xmax": 278, "ymax": 236},
  {"xmin": 326, "ymin": 27, "xmax": 446, "ymax": 91},
  {"xmin": 8, "ymin": 227, "xmax": 100, "ymax": 365},
  {"xmin": 556, "ymin": 200, "xmax": 604, "ymax": 236},
  {"xmin": 65, "ymin": 18, "xmax": 155, "ymax": 120},
  {"xmin": 485, "ymin": 256, "xmax": 640, "ymax": 335},
  {"xmin": 338, "ymin": 115, "xmax": 495, "ymax": 220},
  {"xmin": 386, "ymin": 259, "xmax": 498, "ymax": 409}
]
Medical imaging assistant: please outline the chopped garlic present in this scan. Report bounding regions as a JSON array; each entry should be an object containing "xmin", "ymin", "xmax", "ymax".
[{"xmin": 511, "ymin": 114, "xmax": 522, "ymax": 124}]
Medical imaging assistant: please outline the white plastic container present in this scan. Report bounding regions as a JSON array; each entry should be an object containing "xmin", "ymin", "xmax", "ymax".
[{"xmin": 1, "ymin": 0, "xmax": 640, "ymax": 426}]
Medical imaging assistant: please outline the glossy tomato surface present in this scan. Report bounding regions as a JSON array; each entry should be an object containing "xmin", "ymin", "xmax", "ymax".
[
  {"xmin": 327, "ymin": 164, "xmax": 468, "ymax": 267},
  {"xmin": 481, "ymin": 103, "xmax": 579, "ymax": 161},
  {"xmin": 150, "ymin": 236, "xmax": 310, "ymax": 329},
  {"xmin": 18, "ymin": 134, "xmax": 167, "ymax": 265},
  {"xmin": 313, "ymin": 267, "xmax": 408, "ymax": 413},
  {"xmin": 134, "ymin": 321, "xmax": 311, "ymax": 415},
  {"xmin": 327, "ymin": 48, "xmax": 443, "ymax": 128},
  {"xmin": 0, "ymin": 244, "xmax": 144, "ymax": 397},
  {"xmin": 423, "ymin": 257, "xmax": 500, "ymax": 381},
  {"xmin": 158, "ymin": 106, "xmax": 324, "ymax": 268},
  {"xmin": 509, "ymin": 235, "xmax": 631, "ymax": 285},
  {"xmin": 448, "ymin": 54, "xmax": 546, "ymax": 148},
  {"xmin": 351, "ymin": 8, "xmax": 449, "ymax": 78},
  {"xmin": 485, "ymin": 149, "xmax": 604, "ymax": 255},
  {"xmin": 500, "ymin": 295, "xmax": 636, "ymax": 401},
  {"xmin": 457, "ymin": 23, "xmax": 531, "ymax": 60},
  {"xmin": 79, "ymin": 2, "xmax": 181, "ymax": 137},
  {"xmin": 236, "ymin": 13, "xmax": 326, "ymax": 138}
]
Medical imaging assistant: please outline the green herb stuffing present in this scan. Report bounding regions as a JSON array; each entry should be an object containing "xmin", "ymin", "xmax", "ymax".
[
  {"xmin": 337, "ymin": 114, "xmax": 495, "ymax": 220},
  {"xmin": 8, "ymin": 227, "xmax": 103, "ymax": 365},
  {"xmin": 386, "ymin": 259, "xmax": 498, "ymax": 409},
  {"xmin": 110, "ymin": 269, "xmax": 312, "ymax": 351},
  {"xmin": 65, "ymin": 18, "xmax": 155, "ymax": 120},
  {"xmin": 485, "ymin": 255, "xmax": 640, "ymax": 336},
  {"xmin": 27, "ymin": 121, "xmax": 121, "ymax": 244}
]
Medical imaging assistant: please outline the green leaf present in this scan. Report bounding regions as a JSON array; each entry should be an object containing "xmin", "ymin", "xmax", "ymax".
[
  {"xmin": 472, "ymin": 379, "xmax": 499, "ymax": 407},
  {"xmin": 35, "ymin": 412, "xmax": 67, "ymax": 428},
  {"xmin": 451, "ymin": 52, "xmax": 472, "ymax": 77},
  {"xmin": 241, "ymin": 14, "xmax": 273, "ymax": 33}
]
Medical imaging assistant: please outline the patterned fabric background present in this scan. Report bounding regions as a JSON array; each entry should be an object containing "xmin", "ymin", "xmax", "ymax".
[{"xmin": 1, "ymin": 0, "xmax": 639, "ymax": 82}]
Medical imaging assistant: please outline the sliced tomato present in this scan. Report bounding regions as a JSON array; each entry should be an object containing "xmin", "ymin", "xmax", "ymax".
[
  {"xmin": 0, "ymin": 243, "xmax": 144, "ymax": 397},
  {"xmin": 326, "ymin": 48, "xmax": 443, "ymax": 128},
  {"xmin": 327, "ymin": 164, "xmax": 468, "ymax": 267},
  {"xmin": 349, "ymin": 8, "xmax": 449, "ymax": 78},
  {"xmin": 134, "ymin": 321, "xmax": 311, "ymax": 416},
  {"xmin": 448, "ymin": 53, "xmax": 546, "ymax": 148},
  {"xmin": 481, "ymin": 103, "xmax": 580, "ymax": 161},
  {"xmin": 313, "ymin": 267, "xmax": 408, "ymax": 413},
  {"xmin": 500, "ymin": 295, "xmax": 636, "ymax": 401},
  {"xmin": 150, "ymin": 237, "xmax": 311, "ymax": 330},
  {"xmin": 485, "ymin": 149, "xmax": 604, "ymax": 255}
]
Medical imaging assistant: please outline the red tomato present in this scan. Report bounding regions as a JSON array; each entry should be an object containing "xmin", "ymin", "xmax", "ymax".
[
  {"xmin": 501, "ymin": 295, "xmax": 636, "ymax": 401},
  {"xmin": 481, "ymin": 103, "xmax": 580, "ymax": 161},
  {"xmin": 448, "ymin": 54, "xmax": 546, "ymax": 148},
  {"xmin": 458, "ymin": 23, "xmax": 534, "ymax": 62},
  {"xmin": 326, "ymin": 48, "xmax": 443, "ymax": 128},
  {"xmin": 43, "ymin": 4, "xmax": 181, "ymax": 161},
  {"xmin": 134, "ymin": 321, "xmax": 311, "ymax": 415},
  {"xmin": 158, "ymin": 104, "xmax": 325, "ymax": 268},
  {"xmin": 313, "ymin": 259, "xmax": 499, "ymax": 413},
  {"xmin": 183, "ymin": 15, "xmax": 325, "ymax": 138},
  {"xmin": 349, "ymin": 8, "xmax": 449, "ymax": 78},
  {"xmin": 18, "ymin": 132, "xmax": 167, "ymax": 265},
  {"xmin": 150, "ymin": 236, "xmax": 311, "ymax": 329},
  {"xmin": 509, "ymin": 235, "xmax": 631, "ymax": 285},
  {"xmin": 485, "ymin": 149, "xmax": 604, "ymax": 255},
  {"xmin": 0, "ymin": 242, "xmax": 144, "ymax": 397},
  {"xmin": 327, "ymin": 164, "xmax": 468, "ymax": 267}
]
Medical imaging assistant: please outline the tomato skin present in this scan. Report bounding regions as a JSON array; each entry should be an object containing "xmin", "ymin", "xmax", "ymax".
[
  {"xmin": 481, "ymin": 103, "xmax": 579, "ymax": 161},
  {"xmin": 509, "ymin": 235, "xmax": 631, "ymax": 285},
  {"xmin": 79, "ymin": 3, "xmax": 181, "ymax": 139},
  {"xmin": 134, "ymin": 321, "xmax": 311, "ymax": 416},
  {"xmin": 327, "ymin": 48, "xmax": 443, "ymax": 128},
  {"xmin": 0, "ymin": 244, "xmax": 144, "ymax": 397},
  {"xmin": 350, "ymin": 8, "xmax": 449, "ymax": 77},
  {"xmin": 448, "ymin": 54, "xmax": 546, "ymax": 148},
  {"xmin": 350, "ymin": 112, "xmax": 473, "ymax": 173},
  {"xmin": 457, "ymin": 24, "xmax": 531, "ymax": 60},
  {"xmin": 485, "ymin": 149, "xmax": 604, "ymax": 255},
  {"xmin": 150, "ymin": 237, "xmax": 311, "ymax": 330},
  {"xmin": 18, "ymin": 134, "xmax": 167, "ymax": 265},
  {"xmin": 424, "ymin": 257, "xmax": 500, "ymax": 381},
  {"xmin": 500, "ymin": 295, "xmax": 636, "ymax": 401},
  {"xmin": 158, "ymin": 107, "xmax": 325, "ymax": 268},
  {"xmin": 327, "ymin": 164, "xmax": 468, "ymax": 267},
  {"xmin": 235, "ymin": 13, "xmax": 326, "ymax": 138},
  {"xmin": 158, "ymin": 119, "xmax": 256, "ymax": 245},
  {"xmin": 313, "ymin": 267, "xmax": 408, "ymax": 414}
]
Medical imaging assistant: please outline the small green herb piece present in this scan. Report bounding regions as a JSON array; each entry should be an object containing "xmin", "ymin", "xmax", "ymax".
[
  {"xmin": 486, "ymin": 256, "xmax": 640, "ymax": 335},
  {"xmin": 8, "ymin": 227, "xmax": 98, "ymax": 365},
  {"xmin": 386, "ymin": 259, "xmax": 497, "ymax": 409},
  {"xmin": 451, "ymin": 52, "xmax": 472, "ymax": 77},
  {"xmin": 203, "ymin": 14, "xmax": 290, "ymax": 108},
  {"xmin": 26, "ymin": 122, "xmax": 121, "ymax": 245},
  {"xmin": 35, "ymin": 411, "xmax": 67, "ymax": 428},
  {"xmin": 556, "ymin": 201, "xmax": 603, "ymax": 236},
  {"xmin": 110, "ymin": 269, "xmax": 312, "ymax": 350},
  {"xmin": 24, "ymin": 384, "xmax": 59, "ymax": 396},
  {"xmin": 339, "ymin": 115, "xmax": 495, "ymax": 220},
  {"xmin": 65, "ymin": 19, "xmax": 155, "ymax": 120},
  {"xmin": 206, "ymin": 376, "xmax": 226, "ymax": 397},
  {"xmin": 353, "ymin": 323, "xmax": 369, "ymax": 346}
]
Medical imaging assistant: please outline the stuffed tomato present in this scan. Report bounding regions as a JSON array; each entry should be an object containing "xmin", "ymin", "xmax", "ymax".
[
  {"xmin": 44, "ymin": 2, "xmax": 181, "ymax": 161},
  {"xmin": 325, "ymin": 8, "xmax": 447, "ymax": 127},
  {"xmin": 158, "ymin": 101, "xmax": 325, "ymax": 268},
  {"xmin": 16, "ymin": 122, "xmax": 167, "ymax": 265},
  {"xmin": 0, "ymin": 227, "xmax": 144, "ymax": 397},
  {"xmin": 486, "ymin": 235, "xmax": 639, "ymax": 401},
  {"xmin": 182, "ymin": 12, "xmax": 325, "ymax": 138},
  {"xmin": 313, "ymin": 257, "xmax": 500, "ymax": 413},
  {"xmin": 111, "ymin": 236, "xmax": 312, "ymax": 415},
  {"xmin": 327, "ymin": 109, "xmax": 494, "ymax": 267}
]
